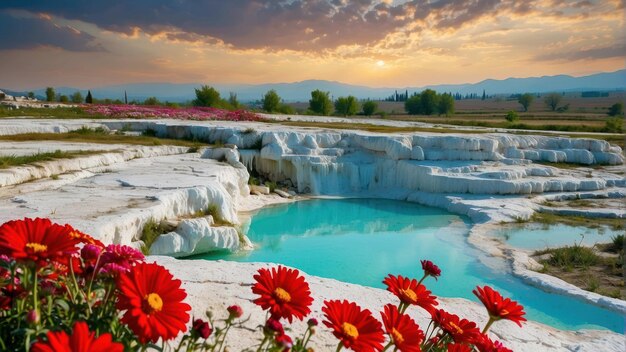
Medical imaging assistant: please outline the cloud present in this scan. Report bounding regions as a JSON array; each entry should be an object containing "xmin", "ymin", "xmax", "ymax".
[
  {"xmin": 0, "ymin": 0, "xmax": 520, "ymax": 51},
  {"xmin": 535, "ymin": 44, "xmax": 626, "ymax": 61},
  {"xmin": 0, "ymin": 11, "xmax": 104, "ymax": 52}
]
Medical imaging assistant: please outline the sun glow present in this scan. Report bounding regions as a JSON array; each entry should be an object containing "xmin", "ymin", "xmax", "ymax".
[{"xmin": 376, "ymin": 60, "xmax": 385, "ymax": 67}]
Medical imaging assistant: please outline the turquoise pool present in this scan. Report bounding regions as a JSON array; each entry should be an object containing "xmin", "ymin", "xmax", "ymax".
[{"xmin": 196, "ymin": 198, "xmax": 624, "ymax": 333}]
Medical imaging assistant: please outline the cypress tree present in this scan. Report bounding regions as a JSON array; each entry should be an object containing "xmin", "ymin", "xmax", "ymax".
[{"xmin": 85, "ymin": 90, "xmax": 93, "ymax": 104}]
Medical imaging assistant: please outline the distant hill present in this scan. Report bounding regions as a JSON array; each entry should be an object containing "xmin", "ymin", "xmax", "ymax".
[{"xmin": 5, "ymin": 70, "xmax": 624, "ymax": 103}]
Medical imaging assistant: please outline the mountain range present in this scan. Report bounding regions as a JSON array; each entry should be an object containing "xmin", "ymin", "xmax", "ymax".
[{"xmin": 3, "ymin": 70, "xmax": 624, "ymax": 103}]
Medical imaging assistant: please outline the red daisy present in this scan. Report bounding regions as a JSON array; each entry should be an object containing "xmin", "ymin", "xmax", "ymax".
[
  {"xmin": 0, "ymin": 218, "xmax": 79, "ymax": 265},
  {"xmin": 431, "ymin": 309, "xmax": 480, "ymax": 344},
  {"xmin": 31, "ymin": 321, "xmax": 123, "ymax": 352},
  {"xmin": 322, "ymin": 300, "xmax": 385, "ymax": 352},
  {"xmin": 68, "ymin": 229, "xmax": 104, "ymax": 248},
  {"xmin": 472, "ymin": 286, "xmax": 526, "ymax": 327},
  {"xmin": 420, "ymin": 260, "xmax": 441, "ymax": 280},
  {"xmin": 380, "ymin": 304, "xmax": 424, "ymax": 352},
  {"xmin": 116, "ymin": 262, "xmax": 191, "ymax": 343},
  {"xmin": 446, "ymin": 343, "xmax": 472, "ymax": 352},
  {"xmin": 383, "ymin": 275, "xmax": 438, "ymax": 313},
  {"xmin": 474, "ymin": 333, "xmax": 513, "ymax": 352},
  {"xmin": 252, "ymin": 265, "xmax": 313, "ymax": 323}
]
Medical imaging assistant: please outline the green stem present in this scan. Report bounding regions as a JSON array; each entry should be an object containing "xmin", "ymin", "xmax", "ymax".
[
  {"xmin": 381, "ymin": 341, "xmax": 394, "ymax": 352},
  {"xmin": 32, "ymin": 269, "xmax": 38, "ymax": 317},
  {"xmin": 335, "ymin": 342, "xmax": 343, "ymax": 352},
  {"xmin": 417, "ymin": 273, "xmax": 428, "ymax": 285},
  {"xmin": 256, "ymin": 334, "xmax": 269, "ymax": 352},
  {"xmin": 482, "ymin": 317, "xmax": 496, "ymax": 334}
]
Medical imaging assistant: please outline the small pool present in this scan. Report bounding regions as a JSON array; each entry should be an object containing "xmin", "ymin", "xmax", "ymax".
[
  {"xmin": 491, "ymin": 223, "xmax": 622, "ymax": 250},
  {"xmin": 195, "ymin": 198, "xmax": 624, "ymax": 333}
]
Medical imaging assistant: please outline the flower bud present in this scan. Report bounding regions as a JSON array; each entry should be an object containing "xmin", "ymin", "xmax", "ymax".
[
  {"xmin": 275, "ymin": 334, "xmax": 293, "ymax": 348},
  {"xmin": 227, "ymin": 304, "xmax": 243, "ymax": 318},
  {"xmin": 192, "ymin": 318, "xmax": 212, "ymax": 339},
  {"xmin": 27, "ymin": 309, "xmax": 40, "ymax": 324},
  {"xmin": 265, "ymin": 318, "xmax": 284, "ymax": 335}
]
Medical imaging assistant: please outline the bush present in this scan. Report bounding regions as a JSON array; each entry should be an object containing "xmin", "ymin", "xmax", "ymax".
[
  {"xmin": 262, "ymin": 90, "xmax": 281, "ymax": 113},
  {"xmin": 143, "ymin": 96, "xmax": 161, "ymax": 106},
  {"xmin": 604, "ymin": 117, "xmax": 623, "ymax": 133},
  {"xmin": 58, "ymin": 95, "xmax": 69, "ymax": 103},
  {"xmin": 334, "ymin": 95, "xmax": 358, "ymax": 116},
  {"xmin": 362, "ymin": 100, "xmax": 378, "ymax": 116},
  {"xmin": 607, "ymin": 102, "xmax": 623, "ymax": 117},
  {"xmin": 308, "ymin": 89, "xmax": 332, "ymax": 115},
  {"xmin": 505, "ymin": 110, "xmax": 519, "ymax": 122},
  {"xmin": 193, "ymin": 85, "xmax": 222, "ymax": 107},
  {"xmin": 278, "ymin": 104, "xmax": 294, "ymax": 114},
  {"xmin": 545, "ymin": 244, "xmax": 599, "ymax": 269}
]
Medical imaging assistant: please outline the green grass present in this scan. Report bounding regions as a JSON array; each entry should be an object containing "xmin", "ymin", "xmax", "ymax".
[
  {"xmin": 610, "ymin": 234, "xmax": 624, "ymax": 252},
  {"xmin": 140, "ymin": 218, "xmax": 175, "ymax": 254},
  {"xmin": 0, "ymin": 128, "xmax": 206, "ymax": 148},
  {"xmin": 265, "ymin": 181, "xmax": 278, "ymax": 192},
  {"xmin": 205, "ymin": 203, "xmax": 233, "ymax": 226},
  {"xmin": 0, "ymin": 106, "xmax": 106, "ymax": 119},
  {"xmin": 536, "ymin": 244, "xmax": 600, "ymax": 270},
  {"xmin": 530, "ymin": 212, "xmax": 624, "ymax": 231},
  {"xmin": 0, "ymin": 149, "xmax": 103, "ymax": 169}
]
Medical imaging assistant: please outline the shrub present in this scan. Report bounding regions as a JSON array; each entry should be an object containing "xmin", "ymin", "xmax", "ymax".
[
  {"xmin": 362, "ymin": 100, "xmax": 378, "ymax": 116},
  {"xmin": 193, "ymin": 85, "xmax": 222, "ymax": 107},
  {"xmin": 334, "ymin": 95, "xmax": 359, "ymax": 116},
  {"xmin": 141, "ymin": 218, "xmax": 174, "ymax": 253},
  {"xmin": 607, "ymin": 102, "xmax": 624, "ymax": 116},
  {"xmin": 604, "ymin": 117, "xmax": 623, "ymax": 133},
  {"xmin": 545, "ymin": 244, "xmax": 599, "ymax": 269},
  {"xmin": 308, "ymin": 89, "xmax": 333, "ymax": 115},
  {"xmin": 262, "ymin": 90, "xmax": 281, "ymax": 113},
  {"xmin": 505, "ymin": 110, "xmax": 519, "ymax": 122}
]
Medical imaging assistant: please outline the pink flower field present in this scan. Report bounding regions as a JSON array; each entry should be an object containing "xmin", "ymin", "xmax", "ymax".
[{"xmin": 83, "ymin": 104, "xmax": 261, "ymax": 121}]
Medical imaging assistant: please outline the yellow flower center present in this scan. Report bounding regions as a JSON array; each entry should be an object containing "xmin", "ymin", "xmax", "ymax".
[
  {"xmin": 273, "ymin": 287, "xmax": 291, "ymax": 303},
  {"xmin": 341, "ymin": 322, "xmax": 359, "ymax": 340},
  {"xmin": 144, "ymin": 293, "xmax": 163, "ymax": 313},
  {"xmin": 391, "ymin": 327, "xmax": 405, "ymax": 344},
  {"xmin": 449, "ymin": 321, "xmax": 464, "ymax": 335},
  {"xmin": 25, "ymin": 243, "xmax": 48, "ymax": 253},
  {"xmin": 399, "ymin": 288, "xmax": 417, "ymax": 302}
]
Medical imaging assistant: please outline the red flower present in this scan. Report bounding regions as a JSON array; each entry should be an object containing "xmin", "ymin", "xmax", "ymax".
[
  {"xmin": 473, "ymin": 333, "xmax": 513, "ymax": 352},
  {"xmin": 192, "ymin": 319, "xmax": 212, "ymax": 339},
  {"xmin": 420, "ymin": 260, "xmax": 441, "ymax": 280},
  {"xmin": 380, "ymin": 304, "xmax": 424, "ymax": 352},
  {"xmin": 116, "ymin": 262, "xmax": 191, "ymax": 343},
  {"xmin": 69, "ymin": 229, "xmax": 104, "ymax": 248},
  {"xmin": 431, "ymin": 309, "xmax": 480, "ymax": 344},
  {"xmin": 0, "ymin": 218, "xmax": 79, "ymax": 265},
  {"xmin": 472, "ymin": 286, "xmax": 526, "ymax": 327},
  {"xmin": 383, "ymin": 275, "xmax": 438, "ymax": 313},
  {"xmin": 446, "ymin": 343, "xmax": 472, "ymax": 352},
  {"xmin": 275, "ymin": 333, "xmax": 293, "ymax": 349},
  {"xmin": 322, "ymin": 300, "xmax": 384, "ymax": 352},
  {"xmin": 252, "ymin": 266, "xmax": 313, "ymax": 323},
  {"xmin": 31, "ymin": 321, "xmax": 123, "ymax": 352},
  {"xmin": 265, "ymin": 318, "xmax": 285, "ymax": 335}
]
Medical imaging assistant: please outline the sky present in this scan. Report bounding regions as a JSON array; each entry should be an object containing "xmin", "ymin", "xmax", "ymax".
[{"xmin": 0, "ymin": 0, "xmax": 624, "ymax": 90}]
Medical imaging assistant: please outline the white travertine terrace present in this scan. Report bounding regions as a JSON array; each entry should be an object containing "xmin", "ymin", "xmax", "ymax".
[{"xmin": 0, "ymin": 118, "xmax": 624, "ymax": 351}]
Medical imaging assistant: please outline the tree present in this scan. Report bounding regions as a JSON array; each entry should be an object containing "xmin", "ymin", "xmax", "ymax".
[
  {"xmin": 228, "ymin": 92, "xmax": 240, "ymax": 109},
  {"xmin": 518, "ymin": 93, "xmax": 533, "ymax": 112},
  {"xmin": 45, "ymin": 87, "xmax": 55, "ymax": 102},
  {"xmin": 193, "ymin": 85, "xmax": 221, "ymax": 107},
  {"xmin": 544, "ymin": 93, "xmax": 562, "ymax": 111},
  {"xmin": 362, "ymin": 100, "xmax": 378, "ymax": 116},
  {"xmin": 27, "ymin": 92, "xmax": 35, "ymax": 99},
  {"xmin": 71, "ymin": 91, "xmax": 83, "ymax": 104},
  {"xmin": 308, "ymin": 89, "xmax": 332, "ymax": 115},
  {"xmin": 482, "ymin": 89, "xmax": 486, "ymax": 100},
  {"xmin": 405, "ymin": 94, "xmax": 422, "ymax": 115},
  {"xmin": 85, "ymin": 90, "xmax": 93, "ymax": 104},
  {"xmin": 143, "ymin": 97, "xmax": 160, "ymax": 105},
  {"xmin": 262, "ymin": 90, "xmax": 281, "ymax": 113},
  {"xmin": 334, "ymin": 96, "xmax": 359, "ymax": 116},
  {"xmin": 505, "ymin": 110, "xmax": 519, "ymax": 122},
  {"xmin": 419, "ymin": 89, "xmax": 439, "ymax": 115},
  {"xmin": 607, "ymin": 102, "xmax": 624, "ymax": 116},
  {"xmin": 437, "ymin": 93, "xmax": 455, "ymax": 116},
  {"xmin": 58, "ymin": 95, "xmax": 69, "ymax": 103}
]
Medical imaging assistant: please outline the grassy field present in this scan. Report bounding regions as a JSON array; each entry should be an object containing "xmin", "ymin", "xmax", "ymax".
[
  {"xmin": 0, "ymin": 127, "xmax": 207, "ymax": 148},
  {"xmin": 0, "ymin": 149, "xmax": 106, "ymax": 169}
]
